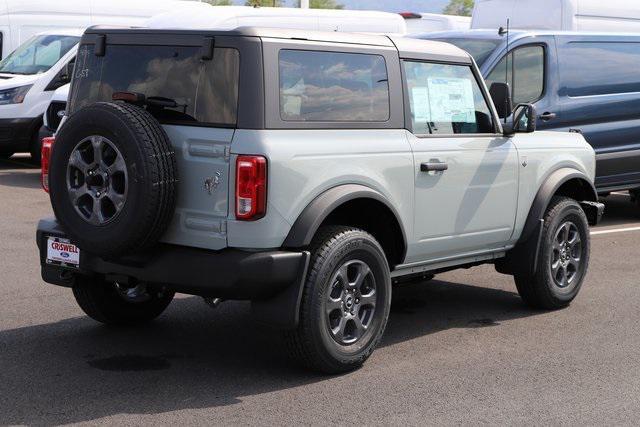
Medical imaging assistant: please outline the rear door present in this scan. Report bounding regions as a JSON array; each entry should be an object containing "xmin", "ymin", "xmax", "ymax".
[
  {"xmin": 403, "ymin": 59, "xmax": 519, "ymax": 262},
  {"xmin": 70, "ymin": 35, "xmax": 242, "ymax": 250}
]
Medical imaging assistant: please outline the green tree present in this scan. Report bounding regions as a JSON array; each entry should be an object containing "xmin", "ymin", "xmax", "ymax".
[
  {"xmin": 203, "ymin": 0, "xmax": 233, "ymax": 5},
  {"xmin": 245, "ymin": 0, "xmax": 283, "ymax": 6},
  {"xmin": 443, "ymin": 0, "xmax": 474, "ymax": 16},
  {"xmin": 295, "ymin": 0, "xmax": 344, "ymax": 9}
]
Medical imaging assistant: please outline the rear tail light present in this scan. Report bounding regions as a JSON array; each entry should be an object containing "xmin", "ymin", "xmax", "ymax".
[
  {"xmin": 41, "ymin": 137, "xmax": 54, "ymax": 193},
  {"xmin": 235, "ymin": 155, "xmax": 267, "ymax": 220}
]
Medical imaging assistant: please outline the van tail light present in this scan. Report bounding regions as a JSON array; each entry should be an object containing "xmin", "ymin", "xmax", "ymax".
[
  {"xmin": 235, "ymin": 155, "xmax": 267, "ymax": 220},
  {"xmin": 41, "ymin": 137, "xmax": 55, "ymax": 193}
]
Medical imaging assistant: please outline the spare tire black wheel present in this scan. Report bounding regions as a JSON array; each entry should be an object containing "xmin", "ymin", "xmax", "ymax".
[{"xmin": 49, "ymin": 102, "xmax": 178, "ymax": 257}]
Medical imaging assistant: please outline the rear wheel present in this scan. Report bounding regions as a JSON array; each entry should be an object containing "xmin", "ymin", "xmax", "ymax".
[
  {"xmin": 515, "ymin": 196, "xmax": 590, "ymax": 309},
  {"xmin": 73, "ymin": 276, "xmax": 174, "ymax": 325},
  {"xmin": 286, "ymin": 226, "xmax": 392, "ymax": 374}
]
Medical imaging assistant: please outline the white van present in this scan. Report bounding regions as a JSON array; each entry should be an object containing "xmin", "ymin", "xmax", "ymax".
[
  {"xmin": 147, "ymin": 6, "xmax": 407, "ymax": 35},
  {"xmin": 0, "ymin": 0, "xmax": 208, "ymax": 161},
  {"xmin": 400, "ymin": 12, "xmax": 471, "ymax": 34},
  {"xmin": 472, "ymin": 0, "xmax": 640, "ymax": 31},
  {"xmin": 0, "ymin": 0, "xmax": 209, "ymax": 59}
]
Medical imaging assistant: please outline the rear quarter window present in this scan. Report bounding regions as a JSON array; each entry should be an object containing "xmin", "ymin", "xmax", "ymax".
[
  {"xmin": 278, "ymin": 49, "xmax": 390, "ymax": 122},
  {"xmin": 70, "ymin": 44, "xmax": 240, "ymax": 127},
  {"xmin": 560, "ymin": 41, "xmax": 640, "ymax": 97}
]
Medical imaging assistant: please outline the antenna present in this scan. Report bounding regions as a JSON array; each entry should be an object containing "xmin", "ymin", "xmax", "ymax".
[{"xmin": 499, "ymin": 18, "xmax": 510, "ymax": 124}]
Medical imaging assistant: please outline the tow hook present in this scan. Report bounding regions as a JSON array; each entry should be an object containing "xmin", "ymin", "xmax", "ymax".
[{"xmin": 203, "ymin": 297, "xmax": 224, "ymax": 309}]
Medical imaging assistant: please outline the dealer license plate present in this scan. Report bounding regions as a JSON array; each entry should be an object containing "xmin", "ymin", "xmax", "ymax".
[{"xmin": 46, "ymin": 237, "xmax": 80, "ymax": 268}]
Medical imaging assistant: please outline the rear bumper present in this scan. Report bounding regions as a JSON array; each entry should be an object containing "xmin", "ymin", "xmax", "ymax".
[
  {"xmin": 36, "ymin": 218, "xmax": 309, "ymax": 301},
  {"xmin": 0, "ymin": 116, "xmax": 41, "ymax": 152}
]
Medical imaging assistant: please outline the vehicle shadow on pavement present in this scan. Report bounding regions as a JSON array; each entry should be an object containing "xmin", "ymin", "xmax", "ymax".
[
  {"xmin": 0, "ymin": 278, "xmax": 536, "ymax": 425},
  {"xmin": 598, "ymin": 193, "xmax": 640, "ymax": 227},
  {"xmin": 0, "ymin": 158, "xmax": 41, "ymax": 190}
]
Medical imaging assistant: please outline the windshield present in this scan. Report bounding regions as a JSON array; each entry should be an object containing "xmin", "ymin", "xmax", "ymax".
[
  {"xmin": 434, "ymin": 38, "xmax": 502, "ymax": 67},
  {"xmin": 0, "ymin": 35, "xmax": 79, "ymax": 75}
]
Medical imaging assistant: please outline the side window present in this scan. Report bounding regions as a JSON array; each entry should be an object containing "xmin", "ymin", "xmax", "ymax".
[
  {"xmin": 403, "ymin": 61, "xmax": 495, "ymax": 135},
  {"xmin": 560, "ymin": 41, "xmax": 640, "ymax": 97},
  {"xmin": 279, "ymin": 49, "xmax": 390, "ymax": 122},
  {"xmin": 486, "ymin": 45, "xmax": 545, "ymax": 105}
]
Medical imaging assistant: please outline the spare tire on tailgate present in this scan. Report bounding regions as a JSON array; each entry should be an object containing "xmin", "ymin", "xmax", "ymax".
[{"xmin": 49, "ymin": 102, "xmax": 178, "ymax": 257}]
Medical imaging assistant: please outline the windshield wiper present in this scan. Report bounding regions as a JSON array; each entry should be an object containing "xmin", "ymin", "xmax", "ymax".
[{"xmin": 113, "ymin": 92, "xmax": 187, "ymax": 111}]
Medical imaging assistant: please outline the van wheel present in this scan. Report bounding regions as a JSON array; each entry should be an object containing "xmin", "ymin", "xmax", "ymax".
[
  {"xmin": 72, "ymin": 276, "xmax": 174, "ymax": 325},
  {"xmin": 515, "ymin": 196, "xmax": 590, "ymax": 309},
  {"xmin": 286, "ymin": 226, "xmax": 391, "ymax": 374}
]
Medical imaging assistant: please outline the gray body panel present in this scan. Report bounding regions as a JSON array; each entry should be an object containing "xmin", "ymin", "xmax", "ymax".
[{"xmin": 160, "ymin": 125, "xmax": 232, "ymax": 250}]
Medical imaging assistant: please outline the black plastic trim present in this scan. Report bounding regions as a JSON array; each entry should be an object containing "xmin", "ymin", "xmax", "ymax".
[
  {"xmin": 282, "ymin": 184, "xmax": 408, "ymax": 261},
  {"xmin": 37, "ymin": 218, "xmax": 308, "ymax": 301},
  {"xmin": 520, "ymin": 168, "xmax": 598, "ymax": 244},
  {"xmin": 496, "ymin": 168, "xmax": 598, "ymax": 276}
]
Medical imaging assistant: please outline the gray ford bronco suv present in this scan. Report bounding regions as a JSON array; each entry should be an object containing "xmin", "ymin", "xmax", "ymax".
[{"xmin": 37, "ymin": 24, "xmax": 604, "ymax": 373}]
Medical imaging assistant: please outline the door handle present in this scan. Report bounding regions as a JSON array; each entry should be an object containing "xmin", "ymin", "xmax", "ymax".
[
  {"xmin": 538, "ymin": 112, "xmax": 557, "ymax": 121},
  {"xmin": 420, "ymin": 161, "xmax": 448, "ymax": 172}
]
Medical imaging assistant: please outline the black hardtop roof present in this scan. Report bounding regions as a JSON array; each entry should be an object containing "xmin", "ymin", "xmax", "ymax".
[{"xmin": 83, "ymin": 25, "xmax": 472, "ymax": 64}]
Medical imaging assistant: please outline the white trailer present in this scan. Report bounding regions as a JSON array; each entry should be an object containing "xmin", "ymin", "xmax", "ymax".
[{"xmin": 472, "ymin": 0, "xmax": 640, "ymax": 32}]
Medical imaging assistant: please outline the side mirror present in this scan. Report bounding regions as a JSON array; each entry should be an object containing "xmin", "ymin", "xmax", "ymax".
[
  {"xmin": 503, "ymin": 103, "xmax": 537, "ymax": 136},
  {"xmin": 60, "ymin": 61, "xmax": 74, "ymax": 82},
  {"xmin": 489, "ymin": 82, "xmax": 513, "ymax": 119}
]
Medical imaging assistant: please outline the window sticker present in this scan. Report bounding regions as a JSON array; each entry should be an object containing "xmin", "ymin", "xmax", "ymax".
[
  {"xmin": 411, "ymin": 86, "xmax": 430, "ymax": 123},
  {"xmin": 427, "ymin": 77, "xmax": 476, "ymax": 123}
]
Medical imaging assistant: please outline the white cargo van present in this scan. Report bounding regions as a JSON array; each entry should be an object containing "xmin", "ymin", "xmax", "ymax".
[
  {"xmin": 0, "ymin": 0, "xmax": 209, "ymax": 161},
  {"xmin": 147, "ymin": 6, "xmax": 407, "ymax": 35},
  {"xmin": 400, "ymin": 12, "xmax": 471, "ymax": 34},
  {"xmin": 472, "ymin": 0, "xmax": 640, "ymax": 31}
]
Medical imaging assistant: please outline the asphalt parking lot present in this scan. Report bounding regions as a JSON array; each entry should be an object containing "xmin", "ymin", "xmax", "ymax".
[{"xmin": 2, "ymin": 155, "xmax": 640, "ymax": 425}]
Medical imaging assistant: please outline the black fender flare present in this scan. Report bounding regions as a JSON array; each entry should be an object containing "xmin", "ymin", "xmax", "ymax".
[
  {"xmin": 497, "ymin": 167, "xmax": 598, "ymax": 276},
  {"xmin": 520, "ymin": 168, "xmax": 597, "ymax": 243},
  {"xmin": 254, "ymin": 184, "xmax": 407, "ymax": 330},
  {"xmin": 282, "ymin": 184, "xmax": 407, "ymax": 260}
]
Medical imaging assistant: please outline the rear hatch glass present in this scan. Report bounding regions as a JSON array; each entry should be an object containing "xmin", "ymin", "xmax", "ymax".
[{"xmin": 70, "ymin": 43, "xmax": 240, "ymax": 127}]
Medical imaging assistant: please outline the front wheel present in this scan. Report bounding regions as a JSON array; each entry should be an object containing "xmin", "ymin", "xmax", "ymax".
[
  {"xmin": 286, "ymin": 226, "xmax": 392, "ymax": 374},
  {"xmin": 73, "ymin": 276, "xmax": 174, "ymax": 325},
  {"xmin": 515, "ymin": 196, "xmax": 590, "ymax": 309}
]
